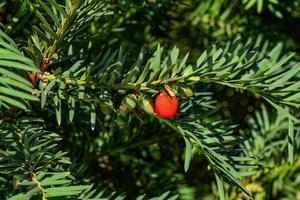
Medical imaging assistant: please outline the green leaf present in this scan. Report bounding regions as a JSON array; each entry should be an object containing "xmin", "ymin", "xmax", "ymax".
[
  {"xmin": 183, "ymin": 137, "xmax": 192, "ymax": 172},
  {"xmin": 45, "ymin": 185, "xmax": 91, "ymax": 197},
  {"xmin": 215, "ymin": 173, "xmax": 225, "ymax": 200},
  {"xmin": 0, "ymin": 67, "xmax": 32, "ymax": 87},
  {"xmin": 149, "ymin": 191, "xmax": 170, "ymax": 200},
  {"xmin": 48, "ymin": 0, "xmax": 67, "ymax": 17},
  {"xmin": 0, "ymin": 58, "xmax": 37, "ymax": 72},
  {"xmin": 68, "ymin": 96, "xmax": 75, "ymax": 122},
  {"xmin": 40, "ymin": 2, "xmax": 60, "ymax": 27},
  {"xmin": 0, "ymin": 77, "xmax": 32, "ymax": 92},
  {"xmin": 90, "ymin": 103, "xmax": 96, "ymax": 131},
  {"xmin": 257, "ymin": 0, "xmax": 264, "ymax": 13},
  {"xmin": 0, "ymin": 49, "xmax": 34, "ymax": 64},
  {"xmin": 41, "ymin": 179, "xmax": 71, "ymax": 186},
  {"xmin": 8, "ymin": 193, "xmax": 31, "ymax": 200},
  {"xmin": 170, "ymin": 46, "xmax": 179, "ymax": 65},
  {"xmin": 35, "ymin": 10, "xmax": 58, "ymax": 39},
  {"xmin": 0, "ymin": 86, "xmax": 37, "ymax": 101},
  {"xmin": 54, "ymin": 95, "xmax": 62, "ymax": 125},
  {"xmin": 0, "ymin": 95, "xmax": 27, "ymax": 110},
  {"xmin": 0, "ymin": 30, "xmax": 20, "ymax": 53},
  {"xmin": 288, "ymin": 117, "xmax": 294, "ymax": 164}
]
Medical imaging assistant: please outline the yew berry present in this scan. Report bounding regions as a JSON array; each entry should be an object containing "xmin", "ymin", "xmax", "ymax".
[{"xmin": 154, "ymin": 91, "xmax": 178, "ymax": 118}]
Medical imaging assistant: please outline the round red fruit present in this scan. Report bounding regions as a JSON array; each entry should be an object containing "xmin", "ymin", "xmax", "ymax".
[{"xmin": 154, "ymin": 91, "xmax": 178, "ymax": 118}]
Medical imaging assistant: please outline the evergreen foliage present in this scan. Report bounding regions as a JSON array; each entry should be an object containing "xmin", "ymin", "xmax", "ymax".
[{"xmin": 0, "ymin": 0, "xmax": 300, "ymax": 199}]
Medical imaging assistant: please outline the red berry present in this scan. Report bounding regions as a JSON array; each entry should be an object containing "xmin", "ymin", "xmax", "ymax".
[{"xmin": 154, "ymin": 91, "xmax": 178, "ymax": 118}]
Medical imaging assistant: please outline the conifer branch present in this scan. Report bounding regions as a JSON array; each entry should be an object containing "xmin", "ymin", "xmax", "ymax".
[{"xmin": 46, "ymin": 0, "xmax": 84, "ymax": 58}]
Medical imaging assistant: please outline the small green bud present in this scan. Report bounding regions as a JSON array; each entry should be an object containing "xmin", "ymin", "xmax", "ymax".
[
  {"xmin": 65, "ymin": 78, "xmax": 72, "ymax": 85},
  {"xmin": 138, "ymin": 96, "xmax": 154, "ymax": 115},
  {"xmin": 46, "ymin": 74, "xmax": 56, "ymax": 81},
  {"xmin": 182, "ymin": 66, "xmax": 193, "ymax": 77},
  {"xmin": 58, "ymin": 90, "xmax": 66, "ymax": 99},
  {"xmin": 187, "ymin": 76, "xmax": 200, "ymax": 81},
  {"xmin": 116, "ymin": 115, "xmax": 126, "ymax": 129},
  {"xmin": 76, "ymin": 80, "xmax": 86, "ymax": 85},
  {"xmin": 119, "ymin": 94, "xmax": 137, "ymax": 117},
  {"xmin": 100, "ymin": 99, "xmax": 114, "ymax": 115},
  {"xmin": 178, "ymin": 85, "xmax": 193, "ymax": 97}
]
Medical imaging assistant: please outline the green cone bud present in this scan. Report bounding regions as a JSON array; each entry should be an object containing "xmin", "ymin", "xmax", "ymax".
[
  {"xmin": 178, "ymin": 85, "xmax": 193, "ymax": 97},
  {"xmin": 138, "ymin": 96, "xmax": 154, "ymax": 115},
  {"xmin": 100, "ymin": 99, "xmax": 114, "ymax": 115},
  {"xmin": 119, "ymin": 94, "xmax": 137, "ymax": 117},
  {"xmin": 116, "ymin": 115, "xmax": 126, "ymax": 129}
]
